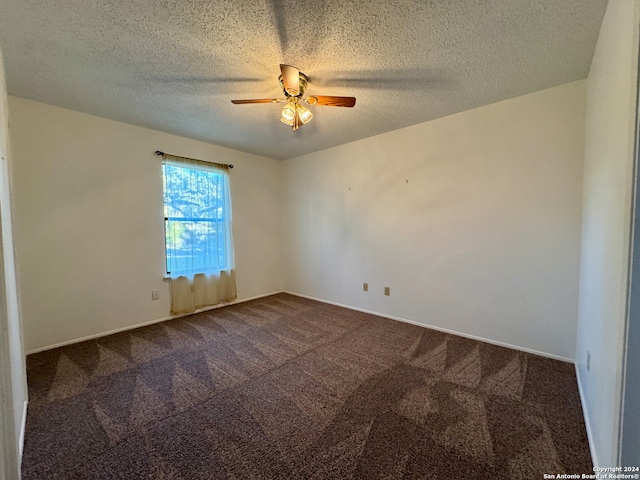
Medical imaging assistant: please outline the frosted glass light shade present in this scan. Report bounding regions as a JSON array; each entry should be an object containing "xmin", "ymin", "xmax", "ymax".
[
  {"xmin": 298, "ymin": 105, "xmax": 313, "ymax": 124},
  {"xmin": 281, "ymin": 103, "xmax": 295, "ymax": 122},
  {"xmin": 280, "ymin": 98, "xmax": 312, "ymax": 129}
]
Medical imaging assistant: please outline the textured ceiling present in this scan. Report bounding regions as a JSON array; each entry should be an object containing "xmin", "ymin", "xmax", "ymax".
[{"xmin": 0, "ymin": 0, "xmax": 607, "ymax": 160}]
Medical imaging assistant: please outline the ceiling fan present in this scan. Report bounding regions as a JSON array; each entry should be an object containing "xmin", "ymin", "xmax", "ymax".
[{"xmin": 231, "ymin": 64, "xmax": 356, "ymax": 132}]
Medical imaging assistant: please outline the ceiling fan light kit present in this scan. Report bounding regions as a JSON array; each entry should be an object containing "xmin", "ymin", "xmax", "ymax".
[
  {"xmin": 280, "ymin": 97, "xmax": 313, "ymax": 131},
  {"xmin": 231, "ymin": 64, "xmax": 356, "ymax": 132}
]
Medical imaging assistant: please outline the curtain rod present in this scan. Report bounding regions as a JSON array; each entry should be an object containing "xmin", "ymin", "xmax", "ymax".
[{"xmin": 154, "ymin": 150, "xmax": 234, "ymax": 169}]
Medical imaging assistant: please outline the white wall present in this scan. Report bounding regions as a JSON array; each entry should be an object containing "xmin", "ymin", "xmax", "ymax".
[
  {"xmin": 8, "ymin": 97, "xmax": 284, "ymax": 352},
  {"xmin": 283, "ymin": 81, "xmax": 586, "ymax": 360},
  {"xmin": 0, "ymin": 45, "xmax": 27, "ymax": 479},
  {"xmin": 576, "ymin": 0, "xmax": 640, "ymax": 467}
]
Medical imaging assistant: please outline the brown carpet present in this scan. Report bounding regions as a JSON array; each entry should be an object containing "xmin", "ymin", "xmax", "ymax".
[{"xmin": 22, "ymin": 293, "xmax": 592, "ymax": 479}]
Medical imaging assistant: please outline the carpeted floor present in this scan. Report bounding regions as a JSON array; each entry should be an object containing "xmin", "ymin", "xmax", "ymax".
[{"xmin": 22, "ymin": 293, "xmax": 592, "ymax": 479}]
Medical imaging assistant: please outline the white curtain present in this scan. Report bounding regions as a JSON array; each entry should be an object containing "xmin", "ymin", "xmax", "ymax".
[
  {"xmin": 170, "ymin": 270, "xmax": 237, "ymax": 315},
  {"xmin": 163, "ymin": 154, "xmax": 237, "ymax": 315}
]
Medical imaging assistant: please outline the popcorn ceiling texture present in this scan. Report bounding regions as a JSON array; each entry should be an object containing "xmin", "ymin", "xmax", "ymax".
[{"xmin": 0, "ymin": 0, "xmax": 607, "ymax": 160}]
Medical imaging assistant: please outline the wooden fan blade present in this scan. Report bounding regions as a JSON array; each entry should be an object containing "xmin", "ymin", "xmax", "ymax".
[
  {"xmin": 231, "ymin": 98, "xmax": 283, "ymax": 104},
  {"xmin": 306, "ymin": 95, "xmax": 356, "ymax": 107},
  {"xmin": 280, "ymin": 64, "xmax": 300, "ymax": 96}
]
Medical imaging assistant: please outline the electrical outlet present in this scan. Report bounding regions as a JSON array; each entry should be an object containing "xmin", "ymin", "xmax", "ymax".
[
  {"xmin": 152, "ymin": 289, "xmax": 160, "ymax": 300},
  {"xmin": 363, "ymin": 283, "xmax": 368, "ymax": 292},
  {"xmin": 587, "ymin": 350, "xmax": 591, "ymax": 372},
  {"xmin": 384, "ymin": 286, "xmax": 390, "ymax": 296}
]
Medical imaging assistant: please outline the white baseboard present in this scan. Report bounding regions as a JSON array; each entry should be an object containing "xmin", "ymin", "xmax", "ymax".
[
  {"xmin": 19, "ymin": 399, "xmax": 27, "ymax": 460},
  {"xmin": 28, "ymin": 289, "xmax": 575, "ymax": 364},
  {"xmin": 575, "ymin": 365, "xmax": 599, "ymax": 467},
  {"xmin": 26, "ymin": 290, "xmax": 285, "ymax": 354},
  {"xmin": 284, "ymin": 291, "xmax": 575, "ymax": 363}
]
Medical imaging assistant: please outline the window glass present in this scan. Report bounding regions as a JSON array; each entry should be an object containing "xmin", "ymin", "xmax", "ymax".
[{"xmin": 163, "ymin": 160, "xmax": 232, "ymax": 276}]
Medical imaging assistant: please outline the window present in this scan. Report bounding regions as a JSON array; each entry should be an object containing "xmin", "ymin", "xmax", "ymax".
[{"xmin": 162, "ymin": 157, "xmax": 233, "ymax": 277}]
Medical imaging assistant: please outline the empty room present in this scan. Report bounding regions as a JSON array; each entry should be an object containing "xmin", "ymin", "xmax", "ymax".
[{"xmin": 0, "ymin": 0, "xmax": 639, "ymax": 478}]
